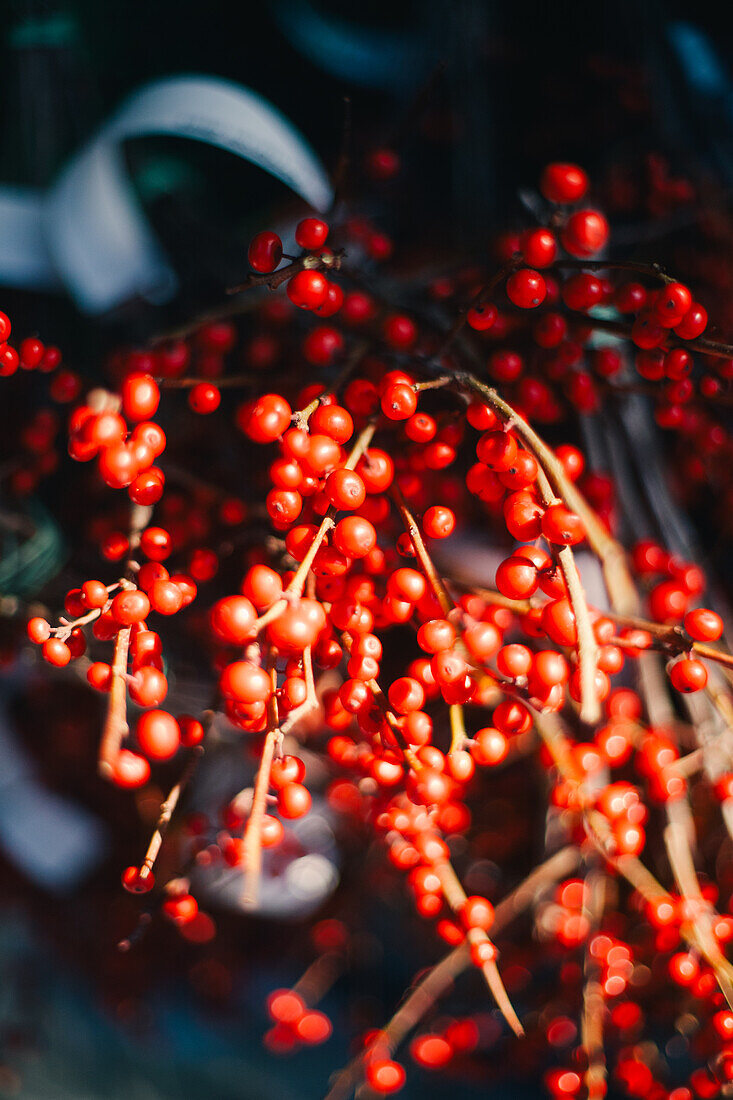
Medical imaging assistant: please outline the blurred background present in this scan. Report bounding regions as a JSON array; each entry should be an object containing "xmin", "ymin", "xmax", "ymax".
[{"xmin": 0, "ymin": 1, "xmax": 732, "ymax": 1096}]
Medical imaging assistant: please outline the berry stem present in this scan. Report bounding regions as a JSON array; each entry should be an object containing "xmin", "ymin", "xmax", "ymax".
[
  {"xmin": 98, "ymin": 624, "xmax": 131, "ymax": 778},
  {"xmin": 252, "ymin": 420, "xmax": 377, "ymax": 637},
  {"xmin": 536, "ymin": 465, "xmax": 600, "ymax": 725},
  {"xmin": 452, "ymin": 370, "xmax": 639, "ymax": 616},
  {"xmin": 389, "ymin": 485, "xmax": 469, "ymax": 750},
  {"xmin": 225, "ymin": 249, "xmax": 344, "ymax": 297},
  {"xmin": 323, "ymin": 845, "xmax": 579, "ymax": 1100},
  {"xmin": 98, "ymin": 504, "xmax": 153, "ymax": 778},
  {"xmin": 279, "ymin": 644, "xmax": 318, "ymax": 737},
  {"xmin": 432, "ymin": 854, "xmax": 524, "ymax": 1036},
  {"xmin": 581, "ymin": 867, "xmax": 608, "ymax": 1100},
  {"xmin": 138, "ymin": 741, "xmax": 206, "ymax": 882},
  {"xmin": 241, "ymin": 665, "xmax": 280, "ymax": 908}
]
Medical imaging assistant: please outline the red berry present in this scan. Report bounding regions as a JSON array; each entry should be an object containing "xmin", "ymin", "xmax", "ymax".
[
  {"xmin": 188, "ymin": 382, "xmax": 221, "ymax": 414},
  {"xmin": 111, "ymin": 750, "xmax": 150, "ymax": 789},
  {"xmin": 278, "ymin": 782, "xmax": 312, "ymax": 819},
  {"xmin": 467, "ymin": 303, "xmax": 497, "ymax": 331},
  {"xmin": 521, "ymin": 228, "xmax": 557, "ymax": 267},
  {"xmin": 383, "ymin": 315, "xmax": 416, "ymax": 349},
  {"xmin": 422, "ymin": 506, "xmax": 455, "ymax": 539},
  {"xmin": 381, "ymin": 382, "xmax": 417, "ymax": 421},
  {"xmin": 365, "ymin": 1060, "xmax": 405, "ymax": 1094},
  {"xmin": 325, "ymin": 469, "xmax": 366, "ymax": 510},
  {"xmin": 210, "ymin": 596, "xmax": 257, "ymax": 644},
  {"xmin": 121, "ymin": 372, "xmax": 160, "ymax": 422},
  {"xmin": 27, "ymin": 616, "xmax": 51, "ymax": 643},
  {"xmin": 684, "ymin": 608, "xmax": 723, "ymax": 641},
  {"xmin": 541, "ymin": 503, "xmax": 584, "ymax": 545},
  {"xmin": 248, "ymin": 230, "xmax": 283, "ymax": 273},
  {"xmin": 560, "ymin": 210, "xmax": 609, "ymax": 256},
  {"xmin": 674, "ymin": 302, "xmax": 707, "ymax": 340},
  {"xmin": 669, "ymin": 658, "xmax": 708, "ymax": 693},
  {"xmin": 136, "ymin": 710, "xmax": 181, "ymax": 760},
  {"xmin": 121, "ymin": 866, "xmax": 154, "ymax": 893},
  {"xmin": 240, "ymin": 393, "xmax": 291, "ymax": 443},
  {"xmin": 287, "ymin": 270, "xmax": 328, "ymax": 310},
  {"xmin": 295, "ymin": 218, "xmax": 329, "ymax": 250},
  {"xmin": 540, "ymin": 162, "xmax": 589, "ymax": 203},
  {"xmin": 506, "ymin": 269, "xmax": 546, "ymax": 309}
]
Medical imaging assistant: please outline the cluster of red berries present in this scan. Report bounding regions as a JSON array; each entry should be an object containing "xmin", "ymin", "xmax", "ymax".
[{"xmin": 6, "ymin": 154, "xmax": 733, "ymax": 1100}]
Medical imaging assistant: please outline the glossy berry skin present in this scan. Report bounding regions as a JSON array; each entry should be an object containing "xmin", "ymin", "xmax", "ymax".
[
  {"xmin": 325, "ymin": 469, "xmax": 366, "ymax": 510},
  {"xmin": 121, "ymin": 373, "xmax": 160, "ymax": 421},
  {"xmin": 111, "ymin": 589, "xmax": 150, "ymax": 625},
  {"xmin": 467, "ymin": 303, "xmax": 497, "ymax": 331},
  {"xmin": 383, "ymin": 315, "xmax": 416, "ymax": 349},
  {"xmin": 210, "ymin": 596, "xmax": 257, "ymax": 644},
  {"xmin": 410, "ymin": 1035, "xmax": 453, "ymax": 1069},
  {"xmin": 654, "ymin": 282, "xmax": 692, "ymax": 326},
  {"xmin": 477, "ymin": 430, "xmax": 517, "ymax": 471},
  {"xmin": 560, "ymin": 210, "xmax": 609, "ymax": 256},
  {"xmin": 381, "ymin": 383, "xmax": 417, "ymax": 421},
  {"xmin": 541, "ymin": 504, "xmax": 584, "ymax": 545},
  {"xmin": 27, "ymin": 616, "xmax": 51, "ymax": 643},
  {"xmin": 248, "ymin": 230, "xmax": 283, "ymax": 273},
  {"xmin": 423, "ymin": 506, "xmax": 455, "ymax": 539},
  {"xmin": 521, "ymin": 228, "xmax": 557, "ymax": 267},
  {"xmin": 684, "ymin": 608, "xmax": 723, "ymax": 641},
  {"xmin": 460, "ymin": 895, "xmax": 495, "ymax": 930},
  {"xmin": 241, "ymin": 394, "xmax": 292, "ymax": 442},
  {"xmin": 669, "ymin": 658, "xmax": 708, "ymax": 693},
  {"xmin": 540, "ymin": 162, "xmax": 589, "ymax": 203},
  {"xmin": 287, "ymin": 270, "xmax": 328, "ymax": 310},
  {"xmin": 278, "ymin": 782, "xmax": 312, "ymax": 819},
  {"xmin": 496, "ymin": 556, "xmax": 538, "ymax": 599},
  {"xmin": 332, "ymin": 516, "xmax": 375, "ymax": 558},
  {"xmin": 111, "ymin": 750, "xmax": 150, "ymax": 789},
  {"xmin": 674, "ymin": 303, "xmax": 707, "ymax": 339},
  {"xmin": 506, "ymin": 269, "xmax": 546, "ymax": 309},
  {"xmin": 121, "ymin": 866, "xmax": 154, "ymax": 893},
  {"xmin": 136, "ymin": 710, "xmax": 181, "ymax": 760},
  {"xmin": 295, "ymin": 218, "xmax": 328, "ymax": 250},
  {"xmin": 189, "ymin": 382, "xmax": 221, "ymax": 414}
]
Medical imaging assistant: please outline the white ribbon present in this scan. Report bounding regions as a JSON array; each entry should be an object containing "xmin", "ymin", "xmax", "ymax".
[{"xmin": 0, "ymin": 75, "xmax": 332, "ymax": 313}]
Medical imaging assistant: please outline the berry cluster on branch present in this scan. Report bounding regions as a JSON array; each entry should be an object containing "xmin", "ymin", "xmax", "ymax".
[{"xmin": 5, "ymin": 156, "xmax": 733, "ymax": 1100}]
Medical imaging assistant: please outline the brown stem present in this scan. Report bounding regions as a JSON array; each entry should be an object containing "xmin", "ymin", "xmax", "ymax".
[
  {"xmin": 433, "ymin": 259, "xmax": 522, "ymax": 362},
  {"xmin": 451, "ymin": 371, "xmax": 639, "ymax": 616},
  {"xmin": 390, "ymin": 485, "xmax": 453, "ymax": 617},
  {"xmin": 159, "ymin": 373, "xmax": 258, "ymax": 389},
  {"xmin": 572, "ymin": 312, "xmax": 733, "ymax": 362},
  {"xmin": 138, "ymin": 743, "xmax": 205, "ymax": 882},
  {"xmin": 225, "ymin": 250, "xmax": 344, "ymax": 297},
  {"xmin": 279, "ymin": 645, "xmax": 318, "ymax": 737},
  {"xmin": 389, "ymin": 486, "xmax": 470, "ymax": 750},
  {"xmin": 581, "ymin": 867, "xmax": 607, "ymax": 1100},
  {"xmin": 292, "ymin": 340, "xmax": 370, "ymax": 430},
  {"xmin": 535, "ymin": 710, "xmax": 733, "ymax": 1007},
  {"xmin": 534, "ymin": 466, "xmax": 600, "ymax": 725},
  {"xmin": 322, "ymin": 845, "xmax": 580, "ymax": 1100},
  {"xmin": 98, "ymin": 625, "xmax": 131, "ymax": 778},
  {"xmin": 252, "ymin": 421, "xmax": 377, "ymax": 638},
  {"xmin": 553, "ymin": 258, "xmax": 674, "ymax": 283},
  {"xmin": 98, "ymin": 504, "xmax": 152, "ymax": 777},
  {"xmin": 241, "ymin": 666, "xmax": 280, "ymax": 907}
]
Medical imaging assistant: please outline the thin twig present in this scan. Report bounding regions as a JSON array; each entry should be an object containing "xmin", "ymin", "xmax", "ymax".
[
  {"xmin": 241, "ymin": 665, "xmax": 280, "ymax": 907},
  {"xmin": 322, "ymin": 845, "xmax": 580, "ymax": 1100},
  {"xmin": 139, "ymin": 743, "xmax": 205, "ymax": 882}
]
